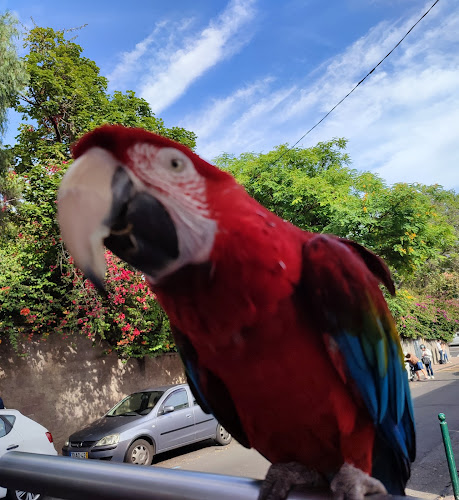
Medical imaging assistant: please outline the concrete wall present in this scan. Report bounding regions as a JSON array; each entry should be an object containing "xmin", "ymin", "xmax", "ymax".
[{"xmin": 0, "ymin": 334, "xmax": 185, "ymax": 453}]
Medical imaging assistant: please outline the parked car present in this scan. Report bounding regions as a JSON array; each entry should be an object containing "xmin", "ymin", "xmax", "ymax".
[
  {"xmin": 0, "ymin": 409, "xmax": 57, "ymax": 500},
  {"xmin": 62, "ymin": 384, "xmax": 231, "ymax": 465},
  {"xmin": 449, "ymin": 333, "xmax": 459, "ymax": 347}
]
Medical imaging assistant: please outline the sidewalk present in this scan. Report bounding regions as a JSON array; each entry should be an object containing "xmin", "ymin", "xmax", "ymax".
[
  {"xmin": 408, "ymin": 355, "xmax": 459, "ymax": 500},
  {"xmin": 432, "ymin": 355, "xmax": 459, "ymax": 373}
]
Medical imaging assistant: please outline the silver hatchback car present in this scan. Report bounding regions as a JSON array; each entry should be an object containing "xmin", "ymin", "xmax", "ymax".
[{"xmin": 62, "ymin": 384, "xmax": 231, "ymax": 465}]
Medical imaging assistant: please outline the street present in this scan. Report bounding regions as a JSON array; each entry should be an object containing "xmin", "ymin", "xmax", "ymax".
[{"xmin": 45, "ymin": 351, "xmax": 459, "ymax": 499}]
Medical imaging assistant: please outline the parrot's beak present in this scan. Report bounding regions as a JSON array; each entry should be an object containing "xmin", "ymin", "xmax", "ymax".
[
  {"xmin": 58, "ymin": 148, "xmax": 118, "ymax": 290},
  {"xmin": 58, "ymin": 147, "xmax": 179, "ymax": 290}
]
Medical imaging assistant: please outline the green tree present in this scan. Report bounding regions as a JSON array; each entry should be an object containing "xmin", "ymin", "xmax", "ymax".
[
  {"xmin": 0, "ymin": 12, "xmax": 28, "ymax": 233},
  {"xmin": 0, "ymin": 12, "xmax": 27, "ymax": 136},
  {"xmin": 216, "ymin": 142, "xmax": 456, "ymax": 275},
  {"xmin": 0, "ymin": 26, "xmax": 195, "ymax": 357},
  {"xmin": 216, "ymin": 141, "xmax": 458, "ymax": 341}
]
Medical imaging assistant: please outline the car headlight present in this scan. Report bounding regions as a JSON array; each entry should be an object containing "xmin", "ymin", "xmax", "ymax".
[
  {"xmin": 95, "ymin": 433, "xmax": 120, "ymax": 447},
  {"xmin": 64, "ymin": 440, "xmax": 69, "ymax": 447}
]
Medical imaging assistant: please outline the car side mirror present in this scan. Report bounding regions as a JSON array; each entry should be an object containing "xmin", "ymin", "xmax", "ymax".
[{"xmin": 163, "ymin": 406, "xmax": 175, "ymax": 414}]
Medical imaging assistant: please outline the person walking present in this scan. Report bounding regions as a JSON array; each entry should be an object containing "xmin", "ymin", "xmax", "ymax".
[{"xmin": 420, "ymin": 345, "xmax": 434, "ymax": 379}]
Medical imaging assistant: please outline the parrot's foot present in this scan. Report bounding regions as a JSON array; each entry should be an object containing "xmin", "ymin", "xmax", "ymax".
[
  {"xmin": 258, "ymin": 462, "xmax": 325, "ymax": 500},
  {"xmin": 330, "ymin": 463, "xmax": 387, "ymax": 500}
]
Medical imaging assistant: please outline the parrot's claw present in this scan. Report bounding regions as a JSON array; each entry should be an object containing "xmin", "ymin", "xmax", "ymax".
[
  {"xmin": 330, "ymin": 463, "xmax": 387, "ymax": 500},
  {"xmin": 258, "ymin": 462, "xmax": 325, "ymax": 500}
]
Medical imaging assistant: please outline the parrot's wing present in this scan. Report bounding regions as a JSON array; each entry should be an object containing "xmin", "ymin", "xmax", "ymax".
[
  {"xmin": 172, "ymin": 326, "xmax": 251, "ymax": 449},
  {"xmin": 298, "ymin": 235, "xmax": 415, "ymax": 492}
]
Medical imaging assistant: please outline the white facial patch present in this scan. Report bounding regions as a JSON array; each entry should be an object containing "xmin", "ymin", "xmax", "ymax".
[{"xmin": 126, "ymin": 142, "xmax": 217, "ymax": 282}]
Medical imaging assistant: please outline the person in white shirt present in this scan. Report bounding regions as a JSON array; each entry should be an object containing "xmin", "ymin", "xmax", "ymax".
[{"xmin": 420, "ymin": 345, "xmax": 434, "ymax": 379}]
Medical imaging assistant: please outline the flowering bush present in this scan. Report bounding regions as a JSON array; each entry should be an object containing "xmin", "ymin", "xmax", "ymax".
[
  {"xmin": 0, "ymin": 157, "xmax": 174, "ymax": 359},
  {"xmin": 62, "ymin": 251, "xmax": 174, "ymax": 358},
  {"xmin": 386, "ymin": 287, "xmax": 458, "ymax": 341}
]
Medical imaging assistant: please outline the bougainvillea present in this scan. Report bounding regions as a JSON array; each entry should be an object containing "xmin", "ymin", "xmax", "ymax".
[
  {"xmin": 386, "ymin": 287, "xmax": 458, "ymax": 341},
  {"xmin": 0, "ymin": 156, "xmax": 174, "ymax": 359},
  {"xmin": 62, "ymin": 251, "xmax": 174, "ymax": 358}
]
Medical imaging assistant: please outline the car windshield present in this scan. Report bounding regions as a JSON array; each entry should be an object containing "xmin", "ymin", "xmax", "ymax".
[{"xmin": 107, "ymin": 391, "xmax": 164, "ymax": 417}]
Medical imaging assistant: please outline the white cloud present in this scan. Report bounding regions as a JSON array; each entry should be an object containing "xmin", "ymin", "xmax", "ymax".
[
  {"xmin": 182, "ymin": 2, "xmax": 459, "ymax": 191},
  {"xmin": 136, "ymin": 0, "xmax": 256, "ymax": 113},
  {"xmin": 107, "ymin": 25, "xmax": 162, "ymax": 89},
  {"xmin": 107, "ymin": 18, "xmax": 194, "ymax": 91}
]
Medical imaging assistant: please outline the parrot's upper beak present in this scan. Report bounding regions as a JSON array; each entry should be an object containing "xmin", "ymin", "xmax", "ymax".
[
  {"xmin": 58, "ymin": 147, "xmax": 179, "ymax": 290},
  {"xmin": 58, "ymin": 148, "xmax": 118, "ymax": 290}
]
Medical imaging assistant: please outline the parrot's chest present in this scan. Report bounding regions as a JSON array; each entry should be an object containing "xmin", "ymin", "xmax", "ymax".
[
  {"xmin": 199, "ymin": 318, "xmax": 371, "ymax": 472},
  {"xmin": 154, "ymin": 266, "xmax": 374, "ymax": 473}
]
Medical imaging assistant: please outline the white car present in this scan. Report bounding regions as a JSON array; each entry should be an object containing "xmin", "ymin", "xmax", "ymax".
[{"xmin": 0, "ymin": 409, "xmax": 57, "ymax": 500}]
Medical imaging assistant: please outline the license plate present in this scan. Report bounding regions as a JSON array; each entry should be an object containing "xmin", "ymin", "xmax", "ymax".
[{"xmin": 70, "ymin": 451, "xmax": 88, "ymax": 459}]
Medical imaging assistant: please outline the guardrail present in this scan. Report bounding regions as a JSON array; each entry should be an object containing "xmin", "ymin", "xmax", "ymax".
[
  {"xmin": 0, "ymin": 451, "xmax": 323, "ymax": 500},
  {"xmin": 0, "ymin": 451, "xmax": 413, "ymax": 500}
]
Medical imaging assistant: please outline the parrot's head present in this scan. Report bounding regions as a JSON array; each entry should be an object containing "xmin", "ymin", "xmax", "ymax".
[{"xmin": 58, "ymin": 125, "xmax": 237, "ymax": 289}]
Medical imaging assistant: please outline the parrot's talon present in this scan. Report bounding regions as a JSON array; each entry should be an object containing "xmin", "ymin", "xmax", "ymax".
[
  {"xmin": 258, "ymin": 462, "xmax": 325, "ymax": 500},
  {"xmin": 330, "ymin": 463, "xmax": 387, "ymax": 500}
]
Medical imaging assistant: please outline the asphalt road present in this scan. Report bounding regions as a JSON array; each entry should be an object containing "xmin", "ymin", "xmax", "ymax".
[{"xmin": 44, "ymin": 349, "xmax": 459, "ymax": 499}]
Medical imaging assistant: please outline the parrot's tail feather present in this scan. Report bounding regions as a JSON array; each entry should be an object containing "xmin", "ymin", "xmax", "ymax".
[{"xmin": 371, "ymin": 430, "xmax": 409, "ymax": 496}]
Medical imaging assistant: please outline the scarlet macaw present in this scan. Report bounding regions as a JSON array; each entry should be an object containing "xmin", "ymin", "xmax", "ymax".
[{"xmin": 58, "ymin": 125, "xmax": 415, "ymax": 499}]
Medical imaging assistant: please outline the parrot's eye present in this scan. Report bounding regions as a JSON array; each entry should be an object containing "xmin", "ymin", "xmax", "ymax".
[
  {"xmin": 156, "ymin": 147, "xmax": 191, "ymax": 175},
  {"xmin": 170, "ymin": 158, "xmax": 185, "ymax": 172}
]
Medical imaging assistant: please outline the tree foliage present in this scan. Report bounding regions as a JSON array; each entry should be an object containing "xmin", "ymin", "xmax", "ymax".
[
  {"xmin": 216, "ymin": 142, "xmax": 459, "ymax": 341},
  {"xmin": 0, "ymin": 24, "xmax": 457, "ymax": 358},
  {"xmin": 0, "ymin": 12, "xmax": 28, "ymax": 136},
  {"xmin": 0, "ymin": 26, "xmax": 194, "ymax": 357},
  {"xmin": 0, "ymin": 12, "xmax": 28, "ymax": 233}
]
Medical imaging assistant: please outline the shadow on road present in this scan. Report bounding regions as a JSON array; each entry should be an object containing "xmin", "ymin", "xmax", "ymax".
[{"xmin": 152, "ymin": 439, "xmax": 219, "ymax": 465}]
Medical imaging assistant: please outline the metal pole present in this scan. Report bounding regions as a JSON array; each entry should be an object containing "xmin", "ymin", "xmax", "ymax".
[
  {"xmin": 0, "ymin": 451, "xmax": 324, "ymax": 500},
  {"xmin": 438, "ymin": 413, "xmax": 459, "ymax": 500}
]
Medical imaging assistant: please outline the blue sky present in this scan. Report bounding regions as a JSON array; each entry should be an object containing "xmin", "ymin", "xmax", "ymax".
[{"xmin": 3, "ymin": 0, "xmax": 458, "ymax": 191}]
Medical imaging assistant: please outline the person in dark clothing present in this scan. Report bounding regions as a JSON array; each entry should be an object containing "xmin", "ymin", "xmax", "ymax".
[{"xmin": 0, "ymin": 397, "xmax": 4, "ymax": 409}]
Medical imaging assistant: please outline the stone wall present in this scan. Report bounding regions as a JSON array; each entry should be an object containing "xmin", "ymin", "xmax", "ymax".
[{"xmin": 0, "ymin": 334, "xmax": 185, "ymax": 453}]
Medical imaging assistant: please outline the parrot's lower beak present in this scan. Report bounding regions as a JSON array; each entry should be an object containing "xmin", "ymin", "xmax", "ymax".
[{"xmin": 58, "ymin": 147, "xmax": 179, "ymax": 290}]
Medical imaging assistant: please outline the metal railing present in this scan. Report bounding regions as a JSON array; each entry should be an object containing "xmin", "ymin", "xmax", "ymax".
[
  {"xmin": 0, "ymin": 451, "xmax": 414, "ymax": 500},
  {"xmin": 0, "ymin": 451, "xmax": 327, "ymax": 500}
]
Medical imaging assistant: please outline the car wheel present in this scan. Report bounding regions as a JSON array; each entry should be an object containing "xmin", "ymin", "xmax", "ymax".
[
  {"xmin": 215, "ymin": 424, "xmax": 232, "ymax": 446},
  {"xmin": 6, "ymin": 491, "xmax": 42, "ymax": 500},
  {"xmin": 125, "ymin": 439, "xmax": 154, "ymax": 465}
]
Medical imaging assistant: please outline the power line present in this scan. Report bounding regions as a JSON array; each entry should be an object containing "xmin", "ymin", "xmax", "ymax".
[{"xmin": 272, "ymin": 0, "xmax": 440, "ymax": 165}]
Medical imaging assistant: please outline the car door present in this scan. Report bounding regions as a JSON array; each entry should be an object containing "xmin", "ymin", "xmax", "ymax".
[
  {"xmin": 0, "ymin": 415, "xmax": 24, "ymax": 456},
  {"xmin": 189, "ymin": 390, "xmax": 217, "ymax": 441},
  {"xmin": 154, "ymin": 388, "xmax": 195, "ymax": 452}
]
